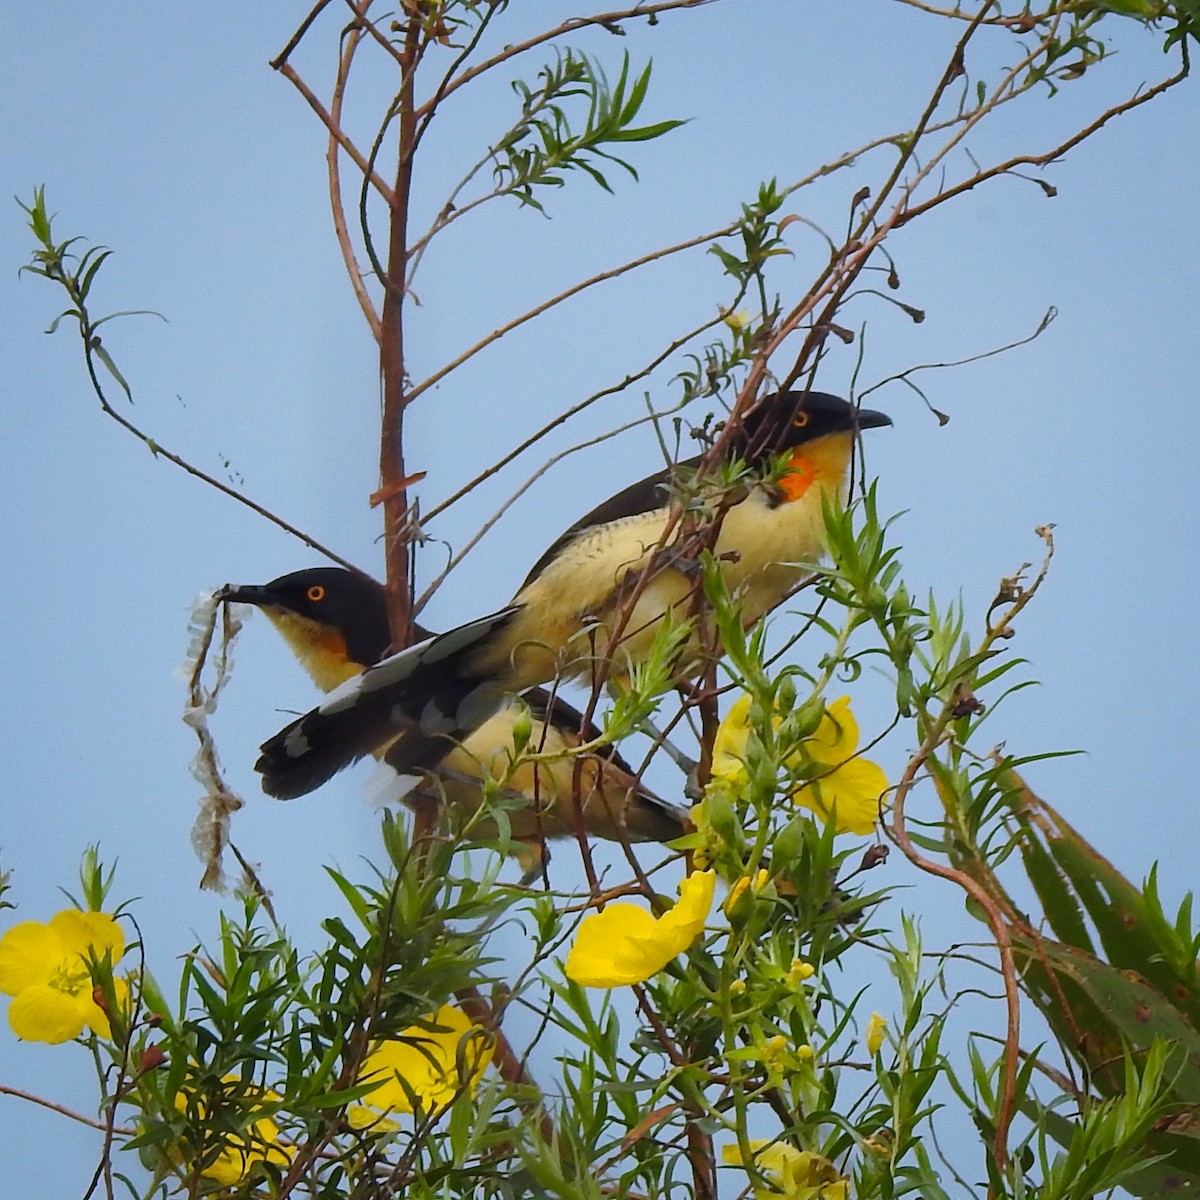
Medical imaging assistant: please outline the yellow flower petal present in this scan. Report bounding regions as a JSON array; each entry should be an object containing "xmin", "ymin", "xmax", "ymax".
[
  {"xmin": 710, "ymin": 694, "xmax": 753, "ymax": 783},
  {"xmin": 807, "ymin": 696, "xmax": 859, "ymax": 762},
  {"xmin": 0, "ymin": 921, "xmax": 61, "ymax": 994},
  {"xmin": 359, "ymin": 1005, "xmax": 493, "ymax": 1116},
  {"xmin": 202, "ymin": 1113, "xmax": 292, "ymax": 1187},
  {"xmin": 755, "ymin": 1141, "xmax": 807, "ymax": 1178},
  {"xmin": 656, "ymin": 870, "xmax": 715, "ymax": 949},
  {"xmin": 8, "ymin": 983, "xmax": 87, "ymax": 1043},
  {"xmin": 866, "ymin": 1012, "xmax": 888, "ymax": 1056},
  {"xmin": 722, "ymin": 1139, "xmax": 760, "ymax": 1166},
  {"xmin": 345, "ymin": 1104, "xmax": 401, "ymax": 1134},
  {"xmin": 565, "ymin": 871, "xmax": 716, "ymax": 988},
  {"xmin": 174, "ymin": 1078, "xmax": 294, "ymax": 1185},
  {"xmin": 0, "ymin": 910, "xmax": 127, "ymax": 1043},
  {"xmin": 708, "ymin": 693, "xmax": 888, "ymax": 836},
  {"xmin": 49, "ymin": 910, "xmax": 124, "ymax": 962},
  {"xmin": 723, "ymin": 1140, "xmax": 849, "ymax": 1200},
  {"xmin": 566, "ymin": 907, "xmax": 667, "ymax": 988},
  {"xmin": 797, "ymin": 756, "xmax": 887, "ymax": 835}
]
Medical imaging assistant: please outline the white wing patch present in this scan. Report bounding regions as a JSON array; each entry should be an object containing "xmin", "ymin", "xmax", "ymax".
[
  {"xmin": 422, "ymin": 608, "xmax": 519, "ymax": 665},
  {"xmin": 284, "ymin": 727, "xmax": 311, "ymax": 757}
]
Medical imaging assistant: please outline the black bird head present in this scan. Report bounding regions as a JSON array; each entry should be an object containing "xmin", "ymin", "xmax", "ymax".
[
  {"xmin": 729, "ymin": 390, "xmax": 891, "ymax": 462},
  {"xmin": 219, "ymin": 568, "xmax": 398, "ymax": 685}
]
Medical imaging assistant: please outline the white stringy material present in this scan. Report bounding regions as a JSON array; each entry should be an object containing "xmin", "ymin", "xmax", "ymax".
[{"xmin": 181, "ymin": 589, "xmax": 247, "ymax": 891}]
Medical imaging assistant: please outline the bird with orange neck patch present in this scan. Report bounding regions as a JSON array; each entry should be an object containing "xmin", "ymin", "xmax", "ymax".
[{"xmin": 254, "ymin": 391, "xmax": 891, "ymax": 801}]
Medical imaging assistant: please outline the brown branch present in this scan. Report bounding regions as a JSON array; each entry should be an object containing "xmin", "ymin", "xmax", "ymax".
[
  {"xmin": 405, "ymin": 227, "xmax": 726, "ymax": 405},
  {"xmin": 404, "ymin": 120, "xmax": 952, "ymax": 406},
  {"xmin": 453, "ymin": 985, "xmax": 561, "ymax": 1148},
  {"xmin": 416, "ymin": 0, "xmax": 714, "ymax": 118},
  {"xmin": 271, "ymin": 0, "xmax": 338, "ymax": 69},
  {"xmin": 885, "ymin": 529, "xmax": 1057, "ymax": 1190},
  {"xmin": 887, "ymin": 716, "xmax": 1021, "ymax": 1186},
  {"xmin": 857, "ymin": 1, "xmax": 999, "ymax": 240},
  {"xmin": 327, "ymin": 19, "xmax": 383, "ymax": 340},
  {"xmin": 378, "ymin": 18, "xmax": 422, "ymax": 648},
  {"xmin": 895, "ymin": 46, "xmax": 1191, "ymax": 228},
  {"xmin": 0, "ymin": 1085, "xmax": 133, "ymax": 1135},
  {"xmin": 765, "ymin": 3, "xmax": 999, "ymax": 394},
  {"xmin": 412, "ymin": 311, "xmax": 719, "ymax": 598},
  {"xmin": 894, "ymin": 0, "xmax": 1061, "ymax": 24},
  {"xmin": 275, "ymin": 61, "xmax": 396, "ymax": 206},
  {"xmin": 409, "ymin": 2, "xmax": 510, "ymax": 159},
  {"xmin": 342, "ymin": 0, "xmax": 409, "ymax": 69},
  {"xmin": 770, "ymin": 4, "xmax": 1190, "ymax": 401},
  {"xmin": 76, "ymin": 340, "xmax": 362, "ymax": 573},
  {"xmin": 410, "ymin": 394, "xmax": 692, "ymax": 617}
]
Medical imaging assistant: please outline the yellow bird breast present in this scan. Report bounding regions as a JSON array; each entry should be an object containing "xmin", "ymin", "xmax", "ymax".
[
  {"xmin": 494, "ymin": 431, "xmax": 853, "ymax": 686},
  {"xmin": 262, "ymin": 610, "xmax": 361, "ymax": 692}
]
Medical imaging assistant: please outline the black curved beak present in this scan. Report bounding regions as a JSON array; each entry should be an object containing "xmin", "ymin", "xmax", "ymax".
[
  {"xmin": 217, "ymin": 583, "xmax": 276, "ymax": 608},
  {"xmin": 854, "ymin": 406, "xmax": 892, "ymax": 431}
]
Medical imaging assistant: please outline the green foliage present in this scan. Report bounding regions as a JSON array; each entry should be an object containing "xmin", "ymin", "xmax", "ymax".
[
  {"xmin": 494, "ymin": 51, "xmax": 683, "ymax": 212},
  {"xmin": 19, "ymin": 186, "xmax": 161, "ymax": 402},
  {"xmin": 944, "ymin": 777, "xmax": 1200, "ymax": 1197},
  {"xmin": 7, "ymin": 472, "xmax": 1190, "ymax": 1199}
]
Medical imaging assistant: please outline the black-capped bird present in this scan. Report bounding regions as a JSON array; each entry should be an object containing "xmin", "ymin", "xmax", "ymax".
[
  {"xmin": 255, "ymin": 391, "xmax": 890, "ymax": 802},
  {"xmin": 220, "ymin": 568, "xmax": 687, "ymax": 859}
]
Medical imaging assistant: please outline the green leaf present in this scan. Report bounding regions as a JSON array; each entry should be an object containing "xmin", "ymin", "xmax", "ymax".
[{"xmin": 90, "ymin": 340, "xmax": 133, "ymax": 402}]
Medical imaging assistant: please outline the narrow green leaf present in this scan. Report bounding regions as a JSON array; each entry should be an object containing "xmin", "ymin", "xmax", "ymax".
[{"xmin": 91, "ymin": 341, "xmax": 133, "ymax": 401}]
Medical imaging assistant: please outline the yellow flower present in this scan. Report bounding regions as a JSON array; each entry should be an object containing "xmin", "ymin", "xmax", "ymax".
[
  {"xmin": 722, "ymin": 1141, "xmax": 849, "ymax": 1200},
  {"xmin": 358, "ymin": 1005, "xmax": 494, "ymax": 1116},
  {"xmin": 865, "ymin": 1011, "xmax": 888, "ymax": 1056},
  {"xmin": 564, "ymin": 871, "xmax": 716, "ymax": 988},
  {"xmin": 725, "ymin": 868, "xmax": 770, "ymax": 916},
  {"xmin": 761, "ymin": 1034, "xmax": 789, "ymax": 1072},
  {"xmin": 723, "ymin": 307, "xmax": 752, "ymax": 331},
  {"xmin": 0, "ymin": 910, "xmax": 126, "ymax": 1043},
  {"xmin": 710, "ymin": 694, "xmax": 887, "ymax": 835},
  {"xmin": 789, "ymin": 959, "xmax": 815, "ymax": 985},
  {"xmin": 176, "ymin": 1079, "xmax": 293, "ymax": 1186},
  {"xmin": 745, "ymin": 1035, "xmax": 812, "ymax": 1080}
]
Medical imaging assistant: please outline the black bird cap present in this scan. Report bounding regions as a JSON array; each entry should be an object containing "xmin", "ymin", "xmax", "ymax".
[
  {"xmin": 219, "ymin": 567, "xmax": 399, "ymax": 665},
  {"xmin": 729, "ymin": 390, "xmax": 891, "ymax": 461}
]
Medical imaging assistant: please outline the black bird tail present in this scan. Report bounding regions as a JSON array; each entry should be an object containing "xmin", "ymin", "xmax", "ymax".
[{"xmin": 256, "ymin": 607, "xmax": 520, "ymax": 799}]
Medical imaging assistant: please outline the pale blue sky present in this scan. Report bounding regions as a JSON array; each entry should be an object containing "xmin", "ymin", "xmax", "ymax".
[{"xmin": 2, "ymin": 3, "xmax": 1197, "ymax": 1192}]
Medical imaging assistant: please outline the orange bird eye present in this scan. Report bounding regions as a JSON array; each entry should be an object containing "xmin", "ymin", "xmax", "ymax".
[
  {"xmin": 307, "ymin": 585, "xmax": 326, "ymax": 602},
  {"xmin": 792, "ymin": 411, "xmax": 810, "ymax": 428}
]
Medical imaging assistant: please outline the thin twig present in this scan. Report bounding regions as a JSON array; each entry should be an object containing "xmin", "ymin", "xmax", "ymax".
[
  {"xmin": 77, "ymin": 336, "xmax": 363, "ymax": 574},
  {"xmin": 271, "ymin": 0, "xmax": 338, "ymax": 68},
  {"xmin": 895, "ymin": 46, "xmax": 1191, "ymax": 227},
  {"xmin": 411, "ymin": 395, "xmax": 691, "ymax": 616},
  {"xmin": 405, "ymin": 229, "xmax": 726, "ymax": 405},
  {"xmin": 275, "ymin": 61, "xmax": 396, "ymax": 206},
  {"xmin": 327, "ymin": 19, "xmax": 383, "ymax": 339},
  {"xmin": 0, "ymin": 1085, "xmax": 134, "ymax": 1135},
  {"xmin": 417, "ymin": 0, "xmax": 713, "ymax": 118}
]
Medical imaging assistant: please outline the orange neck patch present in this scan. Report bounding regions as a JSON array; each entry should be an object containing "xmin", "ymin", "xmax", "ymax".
[
  {"xmin": 774, "ymin": 434, "xmax": 855, "ymax": 504},
  {"xmin": 777, "ymin": 449, "xmax": 819, "ymax": 502}
]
